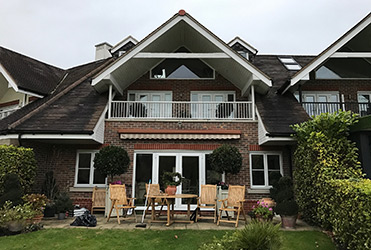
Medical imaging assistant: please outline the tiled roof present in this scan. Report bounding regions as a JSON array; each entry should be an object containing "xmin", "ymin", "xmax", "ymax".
[
  {"xmin": 252, "ymin": 55, "xmax": 314, "ymax": 135},
  {"xmin": 0, "ymin": 46, "xmax": 65, "ymax": 95},
  {"xmin": 0, "ymin": 59, "xmax": 111, "ymax": 135}
]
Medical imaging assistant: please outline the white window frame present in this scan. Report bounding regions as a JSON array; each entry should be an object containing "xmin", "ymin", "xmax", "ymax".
[
  {"xmin": 74, "ymin": 150, "xmax": 106, "ymax": 188},
  {"xmin": 249, "ymin": 152, "xmax": 283, "ymax": 189},
  {"xmin": 127, "ymin": 90, "xmax": 172, "ymax": 101},
  {"xmin": 190, "ymin": 91, "xmax": 235, "ymax": 102},
  {"xmin": 295, "ymin": 91, "xmax": 339, "ymax": 103}
]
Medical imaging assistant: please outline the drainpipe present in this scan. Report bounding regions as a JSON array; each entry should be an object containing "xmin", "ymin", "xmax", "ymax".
[{"xmin": 18, "ymin": 133, "xmax": 23, "ymax": 147}]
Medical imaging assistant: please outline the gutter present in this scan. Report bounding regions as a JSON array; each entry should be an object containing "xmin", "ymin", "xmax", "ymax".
[{"xmin": 265, "ymin": 132, "xmax": 294, "ymax": 138}]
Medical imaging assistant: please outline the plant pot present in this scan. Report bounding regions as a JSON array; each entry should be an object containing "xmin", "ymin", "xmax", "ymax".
[
  {"xmin": 32, "ymin": 214, "xmax": 44, "ymax": 224},
  {"xmin": 44, "ymin": 206, "xmax": 56, "ymax": 217},
  {"xmin": 7, "ymin": 220, "xmax": 25, "ymax": 232},
  {"xmin": 165, "ymin": 186, "xmax": 177, "ymax": 195},
  {"xmin": 280, "ymin": 215, "xmax": 297, "ymax": 228},
  {"xmin": 58, "ymin": 212, "xmax": 66, "ymax": 220}
]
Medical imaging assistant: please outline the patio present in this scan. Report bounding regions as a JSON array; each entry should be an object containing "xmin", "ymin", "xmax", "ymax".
[{"xmin": 42, "ymin": 214, "xmax": 318, "ymax": 231}]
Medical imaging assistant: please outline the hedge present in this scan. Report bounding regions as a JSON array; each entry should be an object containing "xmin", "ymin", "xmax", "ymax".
[
  {"xmin": 0, "ymin": 145, "xmax": 37, "ymax": 194},
  {"xmin": 326, "ymin": 179, "xmax": 371, "ymax": 250}
]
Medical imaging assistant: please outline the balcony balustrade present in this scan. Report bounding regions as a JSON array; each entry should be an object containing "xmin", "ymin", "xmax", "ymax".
[
  {"xmin": 0, "ymin": 108, "xmax": 18, "ymax": 120},
  {"xmin": 301, "ymin": 102, "xmax": 371, "ymax": 117},
  {"xmin": 110, "ymin": 101, "xmax": 253, "ymax": 120}
]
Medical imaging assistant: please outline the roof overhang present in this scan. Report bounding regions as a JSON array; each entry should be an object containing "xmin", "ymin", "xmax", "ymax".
[
  {"xmin": 228, "ymin": 36, "xmax": 258, "ymax": 55},
  {"xmin": 92, "ymin": 12, "xmax": 272, "ymax": 96},
  {"xmin": 281, "ymin": 12, "xmax": 371, "ymax": 94}
]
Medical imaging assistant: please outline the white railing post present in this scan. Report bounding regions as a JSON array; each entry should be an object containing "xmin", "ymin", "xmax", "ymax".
[
  {"xmin": 251, "ymin": 85, "xmax": 255, "ymax": 120},
  {"xmin": 108, "ymin": 84, "xmax": 112, "ymax": 119}
]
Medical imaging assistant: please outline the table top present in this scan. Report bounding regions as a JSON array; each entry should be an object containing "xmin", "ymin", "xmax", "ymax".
[{"xmin": 147, "ymin": 194, "xmax": 197, "ymax": 199}]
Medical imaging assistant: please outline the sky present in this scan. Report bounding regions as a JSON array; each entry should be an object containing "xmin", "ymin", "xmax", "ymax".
[{"xmin": 0, "ymin": 0, "xmax": 370, "ymax": 69}]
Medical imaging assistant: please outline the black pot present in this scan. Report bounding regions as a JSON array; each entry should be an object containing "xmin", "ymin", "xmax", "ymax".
[{"xmin": 44, "ymin": 206, "xmax": 56, "ymax": 217}]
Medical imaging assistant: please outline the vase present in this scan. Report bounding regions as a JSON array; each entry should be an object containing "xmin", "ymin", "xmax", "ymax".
[{"xmin": 165, "ymin": 186, "xmax": 177, "ymax": 195}]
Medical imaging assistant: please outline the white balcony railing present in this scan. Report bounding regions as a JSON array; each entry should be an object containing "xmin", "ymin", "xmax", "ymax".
[
  {"xmin": 0, "ymin": 108, "xmax": 18, "ymax": 120},
  {"xmin": 110, "ymin": 101, "xmax": 253, "ymax": 120},
  {"xmin": 301, "ymin": 102, "xmax": 371, "ymax": 117}
]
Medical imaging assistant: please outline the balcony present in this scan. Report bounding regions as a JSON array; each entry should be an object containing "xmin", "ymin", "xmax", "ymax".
[
  {"xmin": 301, "ymin": 102, "xmax": 371, "ymax": 117},
  {"xmin": 110, "ymin": 101, "xmax": 254, "ymax": 120},
  {"xmin": 0, "ymin": 108, "xmax": 18, "ymax": 120}
]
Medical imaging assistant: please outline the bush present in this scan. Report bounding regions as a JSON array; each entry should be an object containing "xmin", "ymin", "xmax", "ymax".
[
  {"xmin": 270, "ymin": 176, "xmax": 298, "ymax": 216},
  {"xmin": 199, "ymin": 221, "xmax": 283, "ymax": 250},
  {"xmin": 0, "ymin": 201, "xmax": 35, "ymax": 224},
  {"xmin": 0, "ymin": 173, "xmax": 24, "ymax": 207},
  {"xmin": 0, "ymin": 145, "xmax": 37, "ymax": 194},
  {"xmin": 93, "ymin": 145, "xmax": 130, "ymax": 181},
  {"xmin": 55, "ymin": 193, "xmax": 73, "ymax": 214},
  {"xmin": 209, "ymin": 144, "xmax": 242, "ymax": 175},
  {"xmin": 292, "ymin": 111, "xmax": 363, "ymax": 226}
]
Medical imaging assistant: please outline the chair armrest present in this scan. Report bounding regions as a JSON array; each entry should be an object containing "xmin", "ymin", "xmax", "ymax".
[
  {"xmin": 128, "ymin": 198, "xmax": 136, "ymax": 200},
  {"xmin": 218, "ymin": 198, "xmax": 227, "ymax": 202}
]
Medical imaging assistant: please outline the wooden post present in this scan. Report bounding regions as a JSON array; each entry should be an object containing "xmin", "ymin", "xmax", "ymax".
[
  {"xmin": 251, "ymin": 84, "xmax": 255, "ymax": 120},
  {"xmin": 108, "ymin": 84, "xmax": 112, "ymax": 119}
]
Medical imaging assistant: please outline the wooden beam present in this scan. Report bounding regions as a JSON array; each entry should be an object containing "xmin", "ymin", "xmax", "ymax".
[
  {"xmin": 133, "ymin": 52, "xmax": 230, "ymax": 59},
  {"xmin": 330, "ymin": 52, "xmax": 371, "ymax": 58}
]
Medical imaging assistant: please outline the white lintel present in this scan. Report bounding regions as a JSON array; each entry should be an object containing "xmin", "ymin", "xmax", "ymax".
[
  {"xmin": 133, "ymin": 52, "xmax": 230, "ymax": 59},
  {"xmin": 330, "ymin": 52, "xmax": 371, "ymax": 58}
]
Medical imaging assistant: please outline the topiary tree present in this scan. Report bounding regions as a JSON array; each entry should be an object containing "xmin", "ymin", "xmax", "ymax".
[
  {"xmin": 209, "ymin": 144, "xmax": 242, "ymax": 175},
  {"xmin": 0, "ymin": 173, "xmax": 24, "ymax": 207},
  {"xmin": 93, "ymin": 145, "xmax": 130, "ymax": 182},
  {"xmin": 271, "ymin": 176, "xmax": 298, "ymax": 217},
  {"xmin": 291, "ymin": 111, "xmax": 364, "ymax": 227}
]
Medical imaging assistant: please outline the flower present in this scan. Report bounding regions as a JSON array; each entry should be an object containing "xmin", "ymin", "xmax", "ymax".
[{"xmin": 251, "ymin": 200, "xmax": 274, "ymax": 220}]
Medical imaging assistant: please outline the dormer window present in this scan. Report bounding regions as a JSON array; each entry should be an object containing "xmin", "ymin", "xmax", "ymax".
[
  {"xmin": 278, "ymin": 57, "xmax": 302, "ymax": 71},
  {"xmin": 238, "ymin": 51, "xmax": 248, "ymax": 59}
]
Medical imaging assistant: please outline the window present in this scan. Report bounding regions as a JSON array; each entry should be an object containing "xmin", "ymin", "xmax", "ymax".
[
  {"xmin": 295, "ymin": 91, "xmax": 340, "ymax": 116},
  {"xmin": 358, "ymin": 92, "xmax": 371, "ymax": 116},
  {"xmin": 191, "ymin": 91, "xmax": 235, "ymax": 119},
  {"xmin": 250, "ymin": 152, "xmax": 282, "ymax": 188},
  {"xmin": 75, "ymin": 151, "xmax": 106, "ymax": 187},
  {"xmin": 127, "ymin": 91, "xmax": 172, "ymax": 118},
  {"xmin": 151, "ymin": 59, "xmax": 214, "ymax": 79},
  {"xmin": 278, "ymin": 57, "xmax": 302, "ymax": 71}
]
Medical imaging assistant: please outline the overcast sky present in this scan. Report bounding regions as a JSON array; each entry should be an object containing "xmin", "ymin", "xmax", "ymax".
[{"xmin": 0, "ymin": 0, "xmax": 370, "ymax": 69}]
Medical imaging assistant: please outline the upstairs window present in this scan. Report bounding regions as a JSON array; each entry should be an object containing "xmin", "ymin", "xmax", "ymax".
[{"xmin": 151, "ymin": 59, "xmax": 214, "ymax": 79}]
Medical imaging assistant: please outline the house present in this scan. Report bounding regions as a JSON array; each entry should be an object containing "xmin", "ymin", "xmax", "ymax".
[{"xmin": 0, "ymin": 10, "xmax": 370, "ymax": 210}]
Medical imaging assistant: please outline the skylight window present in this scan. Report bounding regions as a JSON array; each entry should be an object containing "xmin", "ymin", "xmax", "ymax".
[{"xmin": 278, "ymin": 57, "xmax": 302, "ymax": 71}]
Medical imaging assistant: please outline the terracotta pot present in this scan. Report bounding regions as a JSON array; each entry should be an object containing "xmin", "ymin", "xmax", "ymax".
[
  {"xmin": 32, "ymin": 214, "xmax": 44, "ymax": 224},
  {"xmin": 165, "ymin": 186, "xmax": 177, "ymax": 195},
  {"xmin": 280, "ymin": 215, "xmax": 297, "ymax": 228}
]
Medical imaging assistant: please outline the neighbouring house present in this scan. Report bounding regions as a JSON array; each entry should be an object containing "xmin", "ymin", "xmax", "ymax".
[{"xmin": 0, "ymin": 10, "xmax": 370, "ymax": 211}]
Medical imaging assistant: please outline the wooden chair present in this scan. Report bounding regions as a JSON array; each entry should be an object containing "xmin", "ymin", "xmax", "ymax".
[
  {"xmin": 107, "ymin": 184, "xmax": 137, "ymax": 224},
  {"xmin": 196, "ymin": 184, "xmax": 217, "ymax": 223},
  {"xmin": 144, "ymin": 183, "xmax": 165, "ymax": 218},
  {"xmin": 217, "ymin": 185, "xmax": 247, "ymax": 227},
  {"xmin": 91, "ymin": 187, "xmax": 106, "ymax": 215}
]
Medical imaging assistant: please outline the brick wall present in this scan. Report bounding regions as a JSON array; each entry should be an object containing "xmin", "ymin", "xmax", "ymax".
[{"xmin": 302, "ymin": 79, "xmax": 371, "ymax": 102}]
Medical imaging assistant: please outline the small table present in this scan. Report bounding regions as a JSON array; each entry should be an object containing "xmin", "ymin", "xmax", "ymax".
[{"xmin": 147, "ymin": 194, "xmax": 198, "ymax": 226}]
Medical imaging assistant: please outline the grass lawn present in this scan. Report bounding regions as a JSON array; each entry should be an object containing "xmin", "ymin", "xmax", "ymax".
[{"xmin": 0, "ymin": 229, "xmax": 334, "ymax": 250}]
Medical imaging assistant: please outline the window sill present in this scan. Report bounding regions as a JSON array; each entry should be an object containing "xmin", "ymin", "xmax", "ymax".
[
  {"xmin": 69, "ymin": 187, "xmax": 96, "ymax": 192},
  {"xmin": 248, "ymin": 189, "xmax": 270, "ymax": 194}
]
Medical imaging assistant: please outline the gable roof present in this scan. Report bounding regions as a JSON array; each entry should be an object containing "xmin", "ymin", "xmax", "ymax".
[
  {"xmin": 0, "ymin": 46, "xmax": 65, "ymax": 96},
  {"xmin": 280, "ymin": 12, "xmax": 371, "ymax": 94},
  {"xmin": 0, "ymin": 59, "xmax": 112, "ymax": 136},
  {"xmin": 92, "ymin": 10, "xmax": 272, "ymax": 95},
  {"xmin": 228, "ymin": 36, "xmax": 258, "ymax": 55}
]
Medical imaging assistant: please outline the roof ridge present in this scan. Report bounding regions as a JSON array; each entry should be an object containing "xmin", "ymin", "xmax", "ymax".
[{"xmin": 8, "ymin": 58, "xmax": 114, "ymax": 130}]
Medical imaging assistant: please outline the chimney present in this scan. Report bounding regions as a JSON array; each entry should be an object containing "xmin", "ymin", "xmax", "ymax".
[{"xmin": 95, "ymin": 42, "xmax": 112, "ymax": 60}]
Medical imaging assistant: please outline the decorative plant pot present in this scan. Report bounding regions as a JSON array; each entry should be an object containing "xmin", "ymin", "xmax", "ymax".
[
  {"xmin": 44, "ymin": 206, "xmax": 56, "ymax": 217},
  {"xmin": 32, "ymin": 214, "xmax": 44, "ymax": 224},
  {"xmin": 280, "ymin": 215, "xmax": 297, "ymax": 228},
  {"xmin": 58, "ymin": 212, "xmax": 66, "ymax": 220},
  {"xmin": 165, "ymin": 185, "xmax": 177, "ymax": 195},
  {"xmin": 7, "ymin": 220, "xmax": 25, "ymax": 232}
]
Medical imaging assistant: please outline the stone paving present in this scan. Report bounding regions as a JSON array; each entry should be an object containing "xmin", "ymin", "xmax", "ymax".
[{"xmin": 42, "ymin": 213, "xmax": 318, "ymax": 231}]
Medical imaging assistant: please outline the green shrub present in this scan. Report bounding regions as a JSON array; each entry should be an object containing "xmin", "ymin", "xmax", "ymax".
[
  {"xmin": 55, "ymin": 193, "xmax": 73, "ymax": 213},
  {"xmin": 327, "ymin": 179, "xmax": 371, "ymax": 250},
  {"xmin": 93, "ymin": 145, "xmax": 130, "ymax": 181},
  {"xmin": 270, "ymin": 176, "xmax": 298, "ymax": 216},
  {"xmin": 0, "ymin": 173, "xmax": 24, "ymax": 206},
  {"xmin": 0, "ymin": 145, "xmax": 37, "ymax": 194},
  {"xmin": 199, "ymin": 221, "xmax": 283, "ymax": 250},
  {"xmin": 292, "ymin": 111, "xmax": 363, "ymax": 227},
  {"xmin": 209, "ymin": 144, "xmax": 242, "ymax": 175}
]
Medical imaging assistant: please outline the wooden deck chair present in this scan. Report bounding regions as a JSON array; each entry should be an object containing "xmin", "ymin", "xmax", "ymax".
[
  {"xmin": 196, "ymin": 184, "xmax": 217, "ymax": 223},
  {"xmin": 91, "ymin": 187, "xmax": 106, "ymax": 214},
  {"xmin": 144, "ymin": 183, "xmax": 165, "ymax": 218},
  {"xmin": 107, "ymin": 184, "xmax": 137, "ymax": 224},
  {"xmin": 217, "ymin": 185, "xmax": 247, "ymax": 227}
]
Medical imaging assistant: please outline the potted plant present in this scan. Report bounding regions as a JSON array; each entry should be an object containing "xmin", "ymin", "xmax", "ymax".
[
  {"xmin": 249, "ymin": 200, "xmax": 274, "ymax": 221},
  {"xmin": 23, "ymin": 194, "xmax": 49, "ymax": 223},
  {"xmin": 270, "ymin": 176, "xmax": 299, "ymax": 228},
  {"xmin": 55, "ymin": 193, "xmax": 73, "ymax": 220},
  {"xmin": 161, "ymin": 172, "xmax": 182, "ymax": 195},
  {"xmin": 0, "ymin": 201, "xmax": 35, "ymax": 232},
  {"xmin": 41, "ymin": 171, "xmax": 59, "ymax": 217}
]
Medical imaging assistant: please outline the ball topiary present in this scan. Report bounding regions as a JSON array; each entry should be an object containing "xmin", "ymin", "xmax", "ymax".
[
  {"xmin": 93, "ymin": 145, "xmax": 130, "ymax": 181},
  {"xmin": 0, "ymin": 173, "xmax": 24, "ymax": 207},
  {"xmin": 209, "ymin": 144, "xmax": 242, "ymax": 175}
]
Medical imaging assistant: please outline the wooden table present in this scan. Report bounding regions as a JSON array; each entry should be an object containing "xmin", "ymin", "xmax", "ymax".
[{"xmin": 147, "ymin": 194, "xmax": 198, "ymax": 226}]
